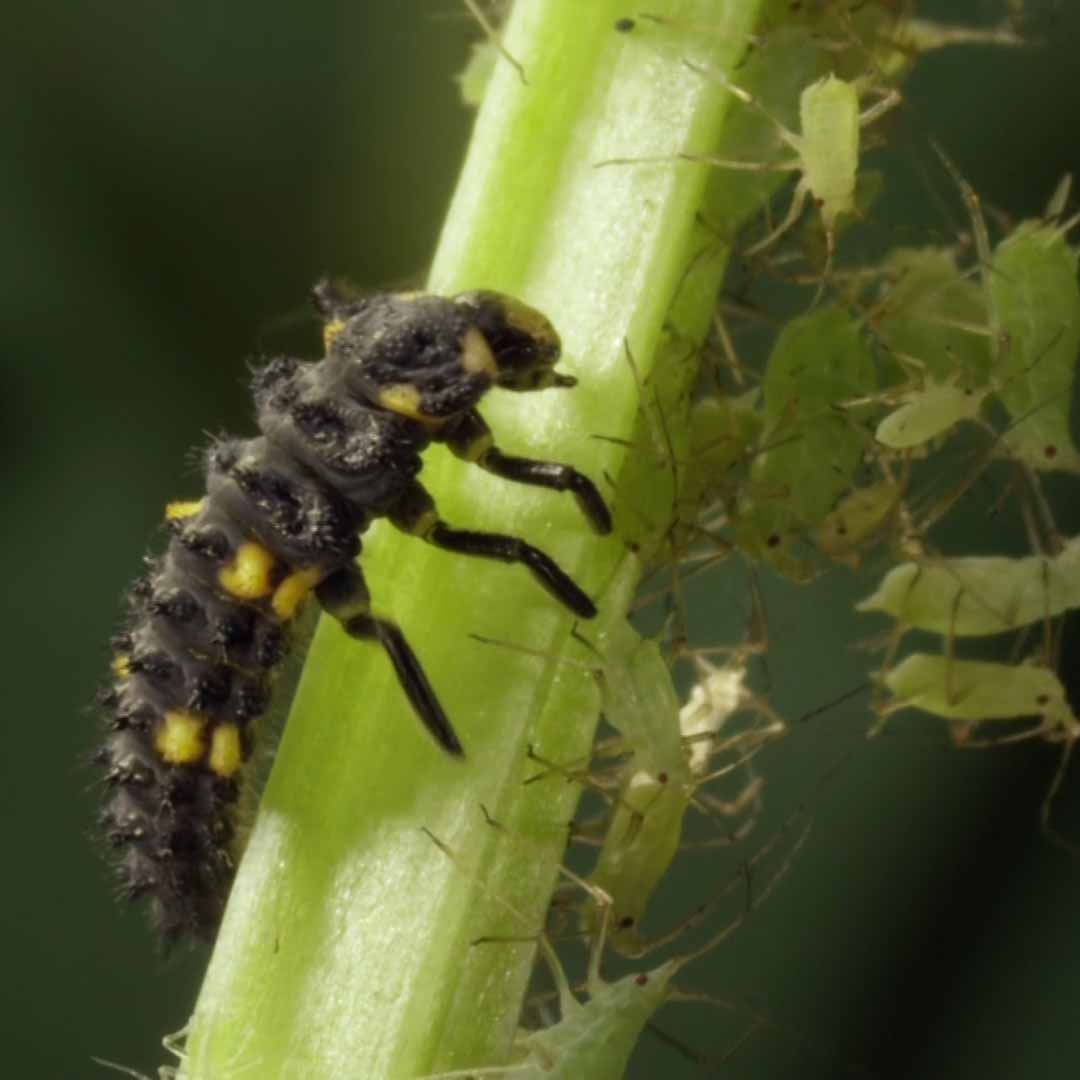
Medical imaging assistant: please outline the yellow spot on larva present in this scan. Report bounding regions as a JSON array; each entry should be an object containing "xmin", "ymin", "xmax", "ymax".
[
  {"xmin": 461, "ymin": 326, "xmax": 497, "ymax": 379},
  {"xmin": 165, "ymin": 498, "xmax": 205, "ymax": 522},
  {"xmin": 378, "ymin": 383, "xmax": 425, "ymax": 420},
  {"xmin": 209, "ymin": 723, "xmax": 243, "ymax": 778},
  {"xmin": 272, "ymin": 566, "xmax": 323, "ymax": 621},
  {"xmin": 322, "ymin": 317, "xmax": 346, "ymax": 352},
  {"xmin": 501, "ymin": 295, "xmax": 559, "ymax": 355},
  {"xmin": 156, "ymin": 710, "xmax": 207, "ymax": 765},
  {"xmin": 218, "ymin": 542, "xmax": 276, "ymax": 601},
  {"xmin": 111, "ymin": 654, "xmax": 131, "ymax": 680}
]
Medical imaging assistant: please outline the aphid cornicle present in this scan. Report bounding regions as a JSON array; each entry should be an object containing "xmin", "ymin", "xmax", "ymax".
[{"xmin": 95, "ymin": 282, "xmax": 612, "ymax": 941}]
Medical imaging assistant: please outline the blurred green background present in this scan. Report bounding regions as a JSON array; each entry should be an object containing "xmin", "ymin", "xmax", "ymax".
[{"xmin": 4, "ymin": 1, "xmax": 1080, "ymax": 1077}]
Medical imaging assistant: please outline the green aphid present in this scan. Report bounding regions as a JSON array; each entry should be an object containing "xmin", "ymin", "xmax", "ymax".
[
  {"xmin": 734, "ymin": 306, "xmax": 876, "ymax": 579},
  {"xmin": 675, "ymin": 390, "xmax": 762, "ymax": 543},
  {"xmin": 685, "ymin": 69, "xmax": 897, "ymax": 265},
  {"xmin": 587, "ymin": 576, "xmax": 781, "ymax": 955},
  {"xmin": 507, "ymin": 957, "xmax": 679, "ymax": 1080},
  {"xmin": 584, "ymin": 559, "xmax": 692, "ymax": 952},
  {"xmin": 874, "ymin": 374, "xmax": 991, "ymax": 449},
  {"xmin": 588, "ymin": 773, "xmax": 690, "ymax": 957},
  {"xmin": 814, "ymin": 479, "xmax": 903, "ymax": 565},
  {"xmin": 795, "ymin": 74, "xmax": 863, "ymax": 248},
  {"xmin": 989, "ymin": 221, "xmax": 1080, "ymax": 473},
  {"xmin": 858, "ymin": 535, "xmax": 1080, "ymax": 636},
  {"xmin": 591, "ymin": 558, "xmax": 688, "ymax": 783},
  {"xmin": 882, "ymin": 654, "xmax": 1078, "ymax": 742}
]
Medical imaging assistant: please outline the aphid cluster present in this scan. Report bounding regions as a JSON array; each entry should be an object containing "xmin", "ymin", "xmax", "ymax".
[{"xmin": 95, "ymin": 283, "xmax": 611, "ymax": 940}]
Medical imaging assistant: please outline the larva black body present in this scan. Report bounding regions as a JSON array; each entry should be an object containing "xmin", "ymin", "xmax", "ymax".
[{"xmin": 96, "ymin": 283, "xmax": 612, "ymax": 941}]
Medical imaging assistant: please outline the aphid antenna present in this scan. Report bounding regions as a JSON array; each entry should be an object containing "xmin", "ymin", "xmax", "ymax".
[
  {"xmin": 931, "ymin": 138, "xmax": 1007, "ymax": 329},
  {"xmin": 91, "ymin": 1060, "xmax": 165, "ymax": 1080},
  {"xmin": 793, "ymin": 682, "xmax": 874, "ymax": 736}
]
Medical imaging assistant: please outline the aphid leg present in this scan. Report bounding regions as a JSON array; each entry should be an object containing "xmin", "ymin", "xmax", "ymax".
[
  {"xmin": 741, "ymin": 179, "xmax": 808, "ymax": 257},
  {"xmin": 316, "ymin": 563, "xmax": 463, "ymax": 756},
  {"xmin": 90, "ymin": 1060, "xmax": 156, "ymax": 1080},
  {"xmin": 440, "ymin": 409, "xmax": 613, "ymax": 535},
  {"xmin": 390, "ymin": 482, "xmax": 599, "ymax": 619}
]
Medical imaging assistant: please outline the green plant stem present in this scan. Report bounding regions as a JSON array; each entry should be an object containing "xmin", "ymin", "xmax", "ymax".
[{"xmin": 180, "ymin": 2, "xmax": 768, "ymax": 1075}]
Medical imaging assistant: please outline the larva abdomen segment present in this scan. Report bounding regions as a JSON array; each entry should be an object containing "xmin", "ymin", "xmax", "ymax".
[{"xmin": 98, "ymin": 442, "xmax": 354, "ymax": 940}]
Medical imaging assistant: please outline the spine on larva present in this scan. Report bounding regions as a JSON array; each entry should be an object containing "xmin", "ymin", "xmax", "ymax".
[{"xmin": 96, "ymin": 354, "xmax": 381, "ymax": 940}]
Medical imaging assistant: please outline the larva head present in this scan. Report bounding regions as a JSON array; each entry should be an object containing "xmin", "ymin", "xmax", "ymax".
[
  {"xmin": 452, "ymin": 290, "xmax": 574, "ymax": 393},
  {"xmin": 313, "ymin": 283, "xmax": 571, "ymax": 423}
]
